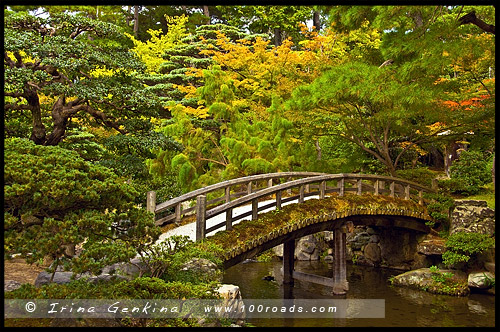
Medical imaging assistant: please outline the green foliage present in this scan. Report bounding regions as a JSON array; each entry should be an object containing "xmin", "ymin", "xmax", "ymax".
[
  {"xmin": 423, "ymin": 193, "xmax": 455, "ymax": 231},
  {"xmin": 4, "ymin": 138, "xmax": 159, "ymax": 275},
  {"xmin": 5, "ymin": 276, "xmax": 218, "ymax": 300},
  {"xmin": 442, "ymin": 232, "xmax": 495, "ymax": 267},
  {"xmin": 216, "ymin": 5, "xmax": 314, "ymax": 45},
  {"xmin": 445, "ymin": 150, "xmax": 492, "ymax": 195},
  {"xmin": 58, "ymin": 128, "xmax": 106, "ymax": 162},
  {"xmin": 395, "ymin": 167, "xmax": 436, "ymax": 188},
  {"xmin": 425, "ymin": 265, "xmax": 469, "ymax": 296},
  {"xmin": 286, "ymin": 60, "xmax": 444, "ymax": 176},
  {"xmin": 4, "ymin": 9, "xmax": 162, "ymax": 146}
]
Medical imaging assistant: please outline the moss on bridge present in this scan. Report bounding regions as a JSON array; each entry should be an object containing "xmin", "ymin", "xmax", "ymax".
[{"xmin": 199, "ymin": 193, "xmax": 432, "ymax": 262}]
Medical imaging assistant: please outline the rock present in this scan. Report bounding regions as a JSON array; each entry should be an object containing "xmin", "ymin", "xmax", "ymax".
[
  {"xmin": 119, "ymin": 257, "xmax": 148, "ymax": 278},
  {"xmin": 363, "ymin": 243, "xmax": 381, "ymax": 264},
  {"xmin": 4, "ymin": 280, "xmax": 22, "ymax": 292},
  {"xmin": 215, "ymin": 284, "xmax": 245, "ymax": 325},
  {"xmin": 369, "ymin": 235, "xmax": 380, "ymax": 243},
  {"xmin": 323, "ymin": 255, "xmax": 334, "ymax": 262},
  {"xmin": 273, "ymin": 244, "xmax": 283, "ymax": 258},
  {"xmin": 99, "ymin": 257, "xmax": 149, "ymax": 279},
  {"xmin": 87, "ymin": 274, "xmax": 128, "ymax": 284},
  {"xmin": 468, "ymin": 271, "xmax": 495, "ymax": 289},
  {"xmin": 417, "ymin": 234, "xmax": 446, "ymax": 256},
  {"xmin": 295, "ymin": 235, "xmax": 320, "ymax": 261},
  {"xmin": 454, "ymin": 199, "xmax": 488, "ymax": 207},
  {"xmin": 181, "ymin": 258, "xmax": 221, "ymax": 281},
  {"xmin": 390, "ymin": 268, "xmax": 469, "ymax": 296},
  {"xmin": 182, "ymin": 258, "xmax": 218, "ymax": 272},
  {"xmin": 35, "ymin": 271, "xmax": 77, "ymax": 286},
  {"xmin": 450, "ymin": 200, "xmax": 495, "ymax": 236},
  {"xmin": 348, "ymin": 232, "xmax": 371, "ymax": 251}
]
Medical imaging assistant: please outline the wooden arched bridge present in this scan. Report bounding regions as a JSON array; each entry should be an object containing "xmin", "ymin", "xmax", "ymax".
[{"xmin": 147, "ymin": 172, "xmax": 436, "ymax": 294}]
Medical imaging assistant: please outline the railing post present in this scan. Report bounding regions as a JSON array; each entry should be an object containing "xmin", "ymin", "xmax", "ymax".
[
  {"xmin": 225, "ymin": 186, "xmax": 232, "ymax": 230},
  {"xmin": 147, "ymin": 191, "xmax": 156, "ymax": 214},
  {"xmin": 268, "ymin": 178, "xmax": 273, "ymax": 187},
  {"xmin": 196, "ymin": 195, "xmax": 206, "ymax": 241},
  {"xmin": 432, "ymin": 178, "xmax": 438, "ymax": 191},
  {"xmin": 252, "ymin": 199, "xmax": 258, "ymax": 220},
  {"xmin": 305, "ymin": 184, "xmax": 310, "ymax": 193},
  {"xmin": 418, "ymin": 190, "xmax": 423, "ymax": 205},
  {"xmin": 389, "ymin": 182, "xmax": 395, "ymax": 198},
  {"xmin": 357, "ymin": 179, "xmax": 362, "ymax": 195},
  {"xmin": 299, "ymin": 185, "xmax": 305, "ymax": 203},
  {"xmin": 338, "ymin": 178, "xmax": 344, "ymax": 197},
  {"xmin": 319, "ymin": 180, "xmax": 326, "ymax": 199},
  {"xmin": 276, "ymin": 190, "xmax": 282, "ymax": 210},
  {"xmin": 374, "ymin": 180, "xmax": 379, "ymax": 196},
  {"xmin": 404, "ymin": 185, "xmax": 410, "ymax": 200},
  {"xmin": 247, "ymin": 181, "xmax": 252, "ymax": 195},
  {"xmin": 175, "ymin": 203, "xmax": 182, "ymax": 224}
]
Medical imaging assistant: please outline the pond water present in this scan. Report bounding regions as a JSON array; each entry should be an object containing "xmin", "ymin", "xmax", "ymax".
[{"xmin": 222, "ymin": 260, "xmax": 495, "ymax": 327}]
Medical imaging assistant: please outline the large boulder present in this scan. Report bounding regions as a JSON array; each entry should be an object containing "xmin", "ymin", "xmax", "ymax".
[
  {"xmin": 417, "ymin": 234, "xmax": 447, "ymax": 256},
  {"xmin": 450, "ymin": 200, "xmax": 495, "ymax": 236},
  {"xmin": 390, "ymin": 268, "xmax": 469, "ymax": 296},
  {"xmin": 181, "ymin": 258, "xmax": 222, "ymax": 281},
  {"xmin": 295, "ymin": 235, "xmax": 320, "ymax": 261},
  {"xmin": 215, "ymin": 284, "xmax": 245, "ymax": 324},
  {"xmin": 468, "ymin": 271, "xmax": 495, "ymax": 289},
  {"xmin": 363, "ymin": 243, "xmax": 381, "ymax": 264}
]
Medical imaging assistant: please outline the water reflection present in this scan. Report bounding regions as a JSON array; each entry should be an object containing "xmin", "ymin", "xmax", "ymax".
[{"xmin": 223, "ymin": 260, "xmax": 495, "ymax": 327}]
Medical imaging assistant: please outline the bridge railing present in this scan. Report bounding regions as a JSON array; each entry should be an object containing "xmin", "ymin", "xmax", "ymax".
[
  {"xmin": 148, "ymin": 172, "xmax": 327, "ymax": 226},
  {"xmin": 147, "ymin": 172, "xmax": 436, "ymax": 241}
]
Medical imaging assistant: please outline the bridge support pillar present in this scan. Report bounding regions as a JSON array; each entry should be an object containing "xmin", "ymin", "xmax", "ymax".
[
  {"xmin": 283, "ymin": 239, "xmax": 295, "ymax": 285},
  {"xmin": 332, "ymin": 228, "xmax": 348, "ymax": 295}
]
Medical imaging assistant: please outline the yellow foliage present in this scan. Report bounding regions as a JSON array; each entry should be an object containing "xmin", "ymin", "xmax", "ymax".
[
  {"xmin": 126, "ymin": 14, "xmax": 189, "ymax": 73},
  {"xmin": 399, "ymin": 141, "xmax": 428, "ymax": 156},
  {"xmin": 89, "ymin": 66, "xmax": 118, "ymax": 78}
]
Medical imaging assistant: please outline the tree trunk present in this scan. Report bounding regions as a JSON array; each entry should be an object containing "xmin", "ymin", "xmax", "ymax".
[
  {"xmin": 133, "ymin": 5, "xmax": 139, "ymax": 37},
  {"xmin": 203, "ymin": 5, "xmax": 210, "ymax": 24},
  {"xmin": 26, "ymin": 88, "xmax": 46, "ymax": 145},
  {"xmin": 315, "ymin": 139, "xmax": 322, "ymax": 161},
  {"xmin": 44, "ymin": 97, "xmax": 67, "ymax": 146},
  {"xmin": 126, "ymin": 6, "xmax": 130, "ymax": 26},
  {"xmin": 274, "ymin": 27, "xmax": 282, "ymax": 47},
  {"xmin": 313, "ymin": 11, "xmax": 321, "ymax": 30}
]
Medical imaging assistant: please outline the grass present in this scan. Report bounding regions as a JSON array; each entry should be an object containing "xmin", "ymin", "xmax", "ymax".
[{"xmin": 461, "ymin": 182, "xmax": 495, "ymax": 210}]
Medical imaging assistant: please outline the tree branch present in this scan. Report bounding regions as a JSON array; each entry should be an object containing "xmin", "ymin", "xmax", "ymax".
[{"xmin": 459, "ymin": 11, "xmax": 495, "ymax": 34}]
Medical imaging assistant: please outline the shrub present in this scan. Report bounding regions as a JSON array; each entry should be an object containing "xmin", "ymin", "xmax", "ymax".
[
  {"xmin": 395, "ymin": 167, "xmax": 436, "ymax": 187},
  {"xmin": 4, "ymin": 277, "xmax": 219, "ymax": 300},
  {"xmin": 445, "ymin": 150, "xmax": 491, "ymax": 195},
  {"xmin": 442, "ymin": 232, "xmax": 495, "ymax": 268},
  {"xmin": 423, "ymin": 192, "xmax": 455, "ymax": 231},
  {"xmin": 4, "ymin": 138, "xmax": 159, "ymax": 276}
]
